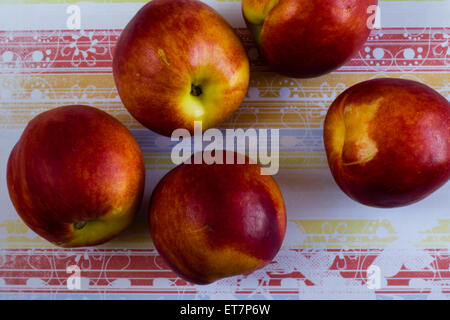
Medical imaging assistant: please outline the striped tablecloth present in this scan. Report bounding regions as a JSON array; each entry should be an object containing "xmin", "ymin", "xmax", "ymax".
[{"xmin": 0, "ymin": 0, "xmax": 449, "ymax": 299}]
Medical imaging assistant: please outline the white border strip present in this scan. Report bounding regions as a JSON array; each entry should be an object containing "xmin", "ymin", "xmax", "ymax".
[{"xmin": 0, "ymin": 1, "xmax": 449, "ymax": 30}]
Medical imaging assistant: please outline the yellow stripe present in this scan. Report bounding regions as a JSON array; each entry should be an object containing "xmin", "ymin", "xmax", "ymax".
[
  {"xmin": 0, "ymin": 0, "xmax": 444, "ymax": 4},
  {"xmin": 2, "ymin": 218, "xmax": 450, "ymax": 249},
  {"xmin": 1, "ymin": 73, "xmax": 448, "ymax": 129}
]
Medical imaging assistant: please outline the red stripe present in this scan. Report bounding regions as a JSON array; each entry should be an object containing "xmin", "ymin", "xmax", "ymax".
[
  {"xmin": 0, "ymin": 248, "xmax": 449, "ymax": 295},
  {"xmin": 0, "ymin": 28, "xmax": 448, "ymax": 74}
]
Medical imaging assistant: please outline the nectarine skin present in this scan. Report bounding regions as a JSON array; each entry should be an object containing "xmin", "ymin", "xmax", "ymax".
[
  {"xmin": 149, "ymin": 153, "xmax": 286, "ymax": 284},
  {"xmin": 242, "ymin": 0, "xmax": 378, "ymax": 78},
  {"xmin": 113, "ymin": 0, "xmax": 249, "ymax": 136},
  {"xmin": 324, "ymin": 78, "xmax": 450, "ymax": 208},
  {"xmin": 7, "ymin": 105, "xmax": 146, "ymax": 247}
]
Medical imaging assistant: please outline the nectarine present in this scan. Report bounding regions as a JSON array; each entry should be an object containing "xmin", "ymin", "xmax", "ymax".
[
  {"xmin": 113, "ymin": 0, "xmax": 249, "ymax": 136},
  {"xmin": 149, "ymin": 152, "xmax": 286, "ymax": 284},
  {"xmin": 324, "ymin": 78, "xmax": 449, "ymax": 207},
  {"xmin": 242, "ymin": 0, "xmax": 378, "ymax": 78},
  {"xmin": 7, "ymin": 105, "xmax": 146, "ymax": 247}
]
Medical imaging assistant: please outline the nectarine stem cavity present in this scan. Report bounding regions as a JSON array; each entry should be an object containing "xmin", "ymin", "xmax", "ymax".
[
  {"xmin": 74, "ymin": 221, "xmax": 87, "ymax": 230},
  {"xmin": 190, "ymin": 83, "xmax": 202, "ymax": 97}
]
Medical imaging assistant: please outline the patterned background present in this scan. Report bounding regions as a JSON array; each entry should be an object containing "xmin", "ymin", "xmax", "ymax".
[{"xmin": 0, "ymin": 0, "xmax": 449, "ymax": 299}]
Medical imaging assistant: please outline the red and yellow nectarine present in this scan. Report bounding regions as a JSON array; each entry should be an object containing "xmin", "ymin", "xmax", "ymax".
[
  {"xmin": 7, "ymin": 105, "xmax": 146, "ymax": 247},
  {"xmin": 242, "ymin": 0, "xmax": 378, "ymax": 78},
  {"xmin": 113, "ymin": 0, "xmax": 249, "ymax": 136},
  {"xmin": 149, "ymin": 152, "xmax": 286, "ymax": 284},
  {"xmin": 324, "ymin": 78, "xmax": 450, "ymax": 207}
]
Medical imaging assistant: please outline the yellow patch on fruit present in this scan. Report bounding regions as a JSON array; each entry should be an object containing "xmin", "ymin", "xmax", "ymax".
[
  {"xmin": 242, "ymin": 0, "xmax": 279, "ymax": 25},
  {"xmin": 181, "ymin": 93, "xmax": 205, "ymax": 119},
  {"xmin": 179, "ymin": 65, "xmax": 241, "ymax": 129},
  {"xmin": 195, "ymin": 246, "xmax": 265, "ymax": 284},
  {"xmin": 164, "ymin": 232, "xmax": 264, "ymax": 284},
  {"xmin": 341, "ymin": 98, "xmax": 383, "ymax": 166},
  {"xmin": 242, "ymin": 0, "xmax": 279, "ymax": 44},
  {"xmin": 64, "ymin": 205, "xmax": 135, "ymax": 247},
  {"xmin": 324, "ymin": 93, "xmax": 347, "ymax": 160},
  {"xmin": 157, "ymin": 48, "xmax": 170, "ymax": 67}
]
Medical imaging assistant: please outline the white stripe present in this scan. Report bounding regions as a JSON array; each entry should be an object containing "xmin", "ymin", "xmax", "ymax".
[
  {"xmin": 0, "ymin": 1, "xmax": 243, "ymax": 30},
  {"xmin": 0, "ymin": 1, "xmax": 448, "ymax": 30}
]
